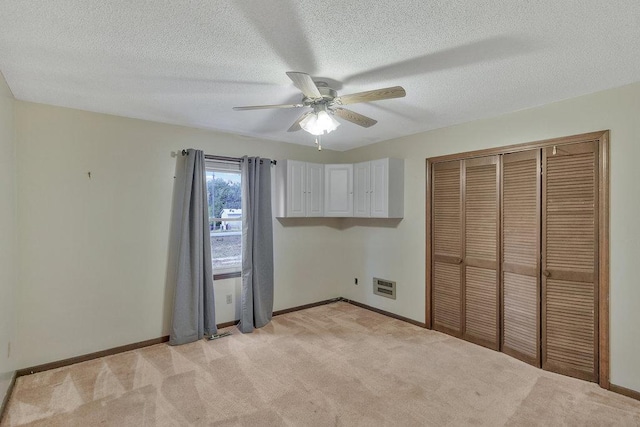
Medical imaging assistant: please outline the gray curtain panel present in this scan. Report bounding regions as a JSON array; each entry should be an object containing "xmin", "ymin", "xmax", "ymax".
[
  {"xmin": 169, "ymin": 149, "xmax": 217, "ymax": 345},
  {"xmin": 239, "ymin": 156, "xmax": 275, "ymax": 333}
]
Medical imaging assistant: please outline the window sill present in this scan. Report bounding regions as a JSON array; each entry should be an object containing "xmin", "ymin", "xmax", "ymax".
[{"xmin": 213, "ymin": 271, "xmax": 241, "ymax": 281}]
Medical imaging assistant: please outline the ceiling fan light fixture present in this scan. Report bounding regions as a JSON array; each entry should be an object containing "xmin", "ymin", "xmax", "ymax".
[
  {"xmin": 316, "ymin": 110, "xmax": 340, "ymax": 132},
  {"xmin": 300, "ymin": 105, "xmax": 340, "ymax": 136}
]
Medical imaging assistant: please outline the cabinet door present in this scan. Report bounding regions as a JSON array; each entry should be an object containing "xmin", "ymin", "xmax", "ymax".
[
  {"xmin": 306, "ymin": 163, "xmax": 324, "ymax": 217},
  {"xmin": 431, "ymin": 160, "xmax": 463, "ymax": 336},
  {"xmin": 370, "ymin": 159, "xmax": 389, "ymax": 217},
  {"xmin": 324, "ymin": 164, "xmax": 353, "ymax": 216},
  {"xmin": 353, "ymin": 161, "xmax": 371, "ymax": 217},
  {"xmin": 542, "ymin": 141, "xmax": 598, "ymax": 382},
  {"xmin": 464, "ymin": 156, "xmax": 500, "ymax": 350},
  {"xmin": 502, "ymin": 150, "xmax": 540, "ymax": 366},
  {"xmin": 287, "ymin": 160, "xmax": 306, "ymax": 217}
]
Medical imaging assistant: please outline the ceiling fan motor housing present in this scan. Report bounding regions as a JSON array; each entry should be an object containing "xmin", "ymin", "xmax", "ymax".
[{"xmin": 303, "ymin": 82, "xmax": 337, "ymax": 105}]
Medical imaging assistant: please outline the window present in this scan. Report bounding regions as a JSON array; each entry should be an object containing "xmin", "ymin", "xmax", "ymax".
[{"xmin": 206, "ymin": 160, "xmax": 242, "ymax": 279}]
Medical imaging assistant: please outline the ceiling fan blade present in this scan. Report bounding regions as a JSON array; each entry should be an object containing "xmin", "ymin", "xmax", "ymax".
[
  {"xmin": 233, "ymin": 103, "xmax": 304, "ymax": 111},
  {"xmin": 286, "ymin": 71, "xmax": 322, "ymax": 99},
  {"xmin": 333, "ymin": 108, "xmax": 377, "ymax": 128},
  {"xmin": 336, "ymin": 86, "xmax": 406, "ymax": 105},
  {"xmin": 287, "ymin": 112, "xmax": 312, "ymax": 132}
]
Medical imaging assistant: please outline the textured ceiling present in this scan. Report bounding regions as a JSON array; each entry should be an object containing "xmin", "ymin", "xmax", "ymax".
[{"xmin": 1, "ymin": 1, "xmax": 639, "ymax": 151}]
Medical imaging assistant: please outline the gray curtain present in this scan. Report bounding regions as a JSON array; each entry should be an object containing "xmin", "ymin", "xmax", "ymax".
[
  {"xmin": 239, "ymin": 156, "xmax": 274, "ymax": 333},
  {"xmin": 169, "ymin": 149, "xmax": 217, "ymax": 345}
]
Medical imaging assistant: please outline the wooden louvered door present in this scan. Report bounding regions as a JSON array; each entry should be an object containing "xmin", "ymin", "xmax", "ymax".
[
  {"xmin": 501, "ymin": 150, "xmax": 541, "ymax": 366},
  {"xmin": 431, "ymin": 160, "xmax": 463, "ymax": 336},
  {"xmin": 463, "ymin": 156, "xmax": 500, "ymax": 350},
  {"xmin": 542, "ymin": 141, "xmax": 598, "ymax": 382}
]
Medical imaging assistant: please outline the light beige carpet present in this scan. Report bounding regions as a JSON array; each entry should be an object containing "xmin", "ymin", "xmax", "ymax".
[{"xmin": 2, "ymin": 302, "xmax": 639, "ymax": 426}]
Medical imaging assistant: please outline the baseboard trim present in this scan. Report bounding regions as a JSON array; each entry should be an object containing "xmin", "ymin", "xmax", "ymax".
[
  {"xmin": 343, "ymin": 299, "xmax": 427, "ymax": 328},
  {"xmin": 14, "ymin": 297, "xmax": 420, "ymax": 379},
  {"xmin": 16, "ymin": 336, "xmax": 170, "ymax": 377},
  {"xmin": 0, "ymin": 371, "xmax": 17, "ymax": 424},
  {"xmin": 273, "ymin": 297, "xmax": 342, "ymax": 316},
  {"xmin": 217, "ymin": 320, "xmax": 240, "ymax": 329},
  {"xmin": 610, "ymin": 384, "xmax": 640, "ymax": 401},
  {"xmin": 217, "ymin": 297, "xmax": 342, "ymax": 330}
]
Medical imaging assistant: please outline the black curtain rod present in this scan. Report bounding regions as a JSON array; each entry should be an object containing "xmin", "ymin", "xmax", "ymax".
[{"xmin": 181, "ymin": 149, "xmax": 276, "ymax": 165}]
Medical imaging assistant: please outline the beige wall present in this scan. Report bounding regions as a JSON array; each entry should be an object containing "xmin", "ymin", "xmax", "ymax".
[
  {"xmin": 0, "ymin": 72, "xmax": 16, "ymax": 404},
  {"xmin": 14, "ymin": 101, "xmax": 344, "ymax": 368},
  {"xmin": 340, "ymin": 82, "xmax": 640, "ymax": 392},
  {"xmin": 10, "ymin": 81, "xmax": 640, "ymax": 394}
]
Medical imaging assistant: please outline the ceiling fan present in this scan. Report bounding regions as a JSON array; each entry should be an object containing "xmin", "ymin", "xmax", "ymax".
[{"xmin": 233, "ymin": 72, "xmax": 406, "ymax": 142}]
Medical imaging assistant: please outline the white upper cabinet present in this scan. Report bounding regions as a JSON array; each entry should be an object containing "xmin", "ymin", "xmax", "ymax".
[
  {"xmin": 353, "ymin": 158, "xmax": 404, "ymax": 218},
  {"xmin": 353, "ymin": 161, "xmax": 371, "ymax": 217},
  {"xmin": 306, "ymin": 163, "xmax": 324, "ymax": 216},
  {"xmin": 324, "ymin": 164, "xmax": 353, "ymax": 217},
  {"xmin": 287, "ymin": 160, "xmax": 306, "ymax": 217},
  {"xmin": 275, "ymin": 160, "xmax": 324, "ymax": 217},
  {"xmin": 276, "ymin": 158, "xmax": 403, "ymax": 219}
]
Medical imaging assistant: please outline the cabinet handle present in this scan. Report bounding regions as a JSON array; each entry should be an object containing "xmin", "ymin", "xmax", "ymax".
[
  {"xmin": 543, "ymin": 270, "xmax": 551, "ymax": 277},
  {"xmin": 457, "ymin": 258, "xmax": 463, "ymax": 264}
]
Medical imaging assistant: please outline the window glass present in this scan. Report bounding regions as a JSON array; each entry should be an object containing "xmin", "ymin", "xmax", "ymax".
[{"xmin": 206, "ymin": 167, "xmax": 242, "ymax": 276}]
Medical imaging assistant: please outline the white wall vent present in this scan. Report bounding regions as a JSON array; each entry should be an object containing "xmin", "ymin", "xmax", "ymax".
[{"xmin": 373, "ymin": 277, "xmax": 396, "ymax": 299}]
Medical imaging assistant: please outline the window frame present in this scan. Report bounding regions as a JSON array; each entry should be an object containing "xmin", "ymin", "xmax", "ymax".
[{"xmin": 205, "ymin": 160, "xmax": 243, "ymax": 281}]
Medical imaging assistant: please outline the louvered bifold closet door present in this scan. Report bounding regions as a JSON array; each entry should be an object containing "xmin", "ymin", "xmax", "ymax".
[
  {"xmin": 464, "ymin": 156, "xmax": 500, "ymax": 349},
  {"xmin": 432, "ymin": 160, "xmax": 463, "ymax": 336},
  {"xmin": 542, "ymin": 141, "xmax": 598, "ymax": 382},
  {"xmin": 501, "ymin": 150, "xmax": 540, "ymax": 366}
]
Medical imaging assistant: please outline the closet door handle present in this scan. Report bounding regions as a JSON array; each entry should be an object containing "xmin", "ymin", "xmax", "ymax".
[
  {"xmin": 457, "ymin": 258, "xmax": 463, "ymax": 265},
  {"xmin": 543, "ymin": 270, "xmax": 551, "ymax": 277}
]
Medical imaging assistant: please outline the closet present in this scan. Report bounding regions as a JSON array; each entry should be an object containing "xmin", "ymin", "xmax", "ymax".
[
  {"xmin": 542, "ymin": 141, "xmax": 599, "ymax": 381},
  {"xmin": 501, "ymin": 150, "xmax": 540, "ymax": 366},
  {"xmin": 427, "ymin": 131, "xmax": 608, "ymax": 385},
  {"xmin": 463, "ymin": 156, "xmax": 500, "ymax": 350},
  {"xmin": 431, "ymin": 156, "xmax": 500, "ymax": 348}
]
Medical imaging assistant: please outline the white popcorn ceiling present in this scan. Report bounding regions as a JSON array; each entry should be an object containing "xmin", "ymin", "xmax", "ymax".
[{"xmin": 1, "ymin": 1, "xmax": 639, "ymax": 151}]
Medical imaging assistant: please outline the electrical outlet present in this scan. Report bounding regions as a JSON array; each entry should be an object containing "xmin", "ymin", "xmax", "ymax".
[
  {"xmin": 354, "ymin": 278, "xmax": 358, "ymax": 285},
  {"xmin": 226, "ymin": 294, "xmax": 233, "ymax": 304}
]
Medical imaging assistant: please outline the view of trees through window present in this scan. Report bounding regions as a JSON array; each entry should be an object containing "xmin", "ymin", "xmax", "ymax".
[
  {"xmin": 207, "ymin": 177, "xmax": 241, "ymax": 228},
  {"xmin": 206, "ymin": 169, "xmax": 242, "ymax": 274}
]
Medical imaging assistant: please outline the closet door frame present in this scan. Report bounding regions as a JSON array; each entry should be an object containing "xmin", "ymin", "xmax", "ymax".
[{"xmin": 425, "ymin": 130, "xmax": 610, "ymax": 389}]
